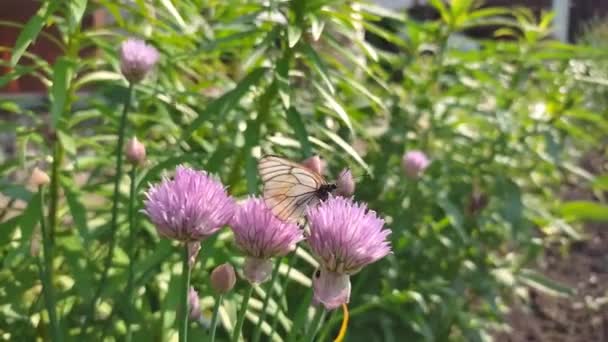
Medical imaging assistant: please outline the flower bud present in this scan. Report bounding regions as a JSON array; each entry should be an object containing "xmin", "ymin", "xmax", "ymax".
[
  {"xmin": 243, "ymin": 257, "xmax": 273, "ymax": 284},
  {"xmin": 401, "ymin": 150, "xmax": 430, "ymax": 179},
  {"xmin": 301, "ymin": 155, "xmax": 325, "ymax": 175},
  {"xmin": 210, "ymin": 263, "xmax": 236, "ymax": 294},
  {"xmin": 125, "ymin": 137, "xmax": 146, "ymax": 166},
  {"xmin": 188, "ymin": 287, "xmax": 201, "ymax": 321},
  {"xmin": 119, "ymin": 38, "xmax": 159, "ymax": 84},
  {"xmin": 335, "ymin": 169, "xmax": 355, "ymax": 197},
  {"xmin": 30, "ymin": 167, "xmax": 50, "ymax": 187}
]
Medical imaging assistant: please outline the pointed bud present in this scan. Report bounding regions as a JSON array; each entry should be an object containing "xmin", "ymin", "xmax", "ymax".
[
  {"xmin": 210, "ymin": 263, "xmax": 236, "ymax": 294},
  {"xmin": 301, "ymin": 155, "xmax": 325, "ymax": 175},
  {"xmin": 30, "ymin": 167, "xmax": 50, "ymax": 187},
  {"xmin": 401, "ymin": 151, "xmax": 430, "ymax": 179},
  {"xmin": 125, "ymin": 137, "xmax": 146, "ymax": 166},
  {"xmin": 243, "ymin": 257, "xmax": 273, "ymax": 284},
  {"xmin": 188, "ymin": 287, "xmax": 201, "ymax": 321},
  {"xmin": 335, "ymin": 169, "xmax": 355, "ymax": 197}
]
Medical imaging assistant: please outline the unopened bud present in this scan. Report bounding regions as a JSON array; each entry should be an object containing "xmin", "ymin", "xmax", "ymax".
[
  {"xmin": 188, "ymin": 287, "xmax": 201, "ymax": 320},
  {"xmin": 401, "ymin": 150, "xmax": 430, "ymax": 179},
  {"xmin": 211, "ymin": 263, "xmax": 236, "ymax": 294},
  {"xmin": 301, "ymin": 155, "xmax": 325, "ymax": 175},
  {"xmin": 125, "ymin": 137, "xmax": 146, "ymax": 166},
  {"xmin": 335, "ymin": 169, "xmax": 355, "ymax": 197},
  {"xmin": 30, "ymin": 167, "xmax": 50, "ymax": 187}
]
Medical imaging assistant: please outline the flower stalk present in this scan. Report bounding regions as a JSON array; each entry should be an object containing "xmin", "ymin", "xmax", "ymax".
[
  {"xmin": 304, "ymin": 307, "xmax": 326, "ymax": 342},
  {"xmin": 179, "ymin": 244, "xmax": 192, "ymax": 342},
  {"xmin": 209, "ymin": 294, "xmax": 223, "ymax": 342},
  {"xmin": 38, "ymin": 185, "xmax": 62, "ymax": 341},
  {"xmin": 252, "ymin": 257, "xmax": 282, "ymax": 342},
  {"xmin": 88, "ymin": 82, "xmax": 134, "ymax": 322},
  {"xmin": 125, "ymin": 165, "xmax": 138, "ymax": 342},
  {"xmin": 231, "ymin": 285, "xmax": 254, "ymax": 342}
]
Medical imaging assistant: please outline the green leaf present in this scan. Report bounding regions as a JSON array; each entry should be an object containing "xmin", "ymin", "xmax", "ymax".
[
  {"xmin": 286, "ymin": 107, "xmax": 312, "ymax": 158},
  {"xmin": 437, "ymin": 195, "xmax": 467, "ymax": 241},
  {"xmin": 559, "ymin": 201, "xmax": 608, "ymax": 222},
  {"xmin": 68, "ymin": 0, "xmax": 88, "ymax": 32},
  {"xmin": 592, "ymin": 175, "xmax": 608, "ymax": 191},
  {"xmin": 50, "ymin": 57, "xmax": 74, "ymax": 128},
  {"xmin": 320, "ymin": 128, "xmax": 370, "ymax": 175},
  {"xmin": 316, "ymin": 84, "xmax": 353, "ymax": 134},
  {"xmin": 10, "ymin": 1, "xmax": 61, "ymax": 66},
  {"xmin": 301, "ymin": 44, "xmax": 334, "ymax": 95},
  {"xmin": 288, "ymin": 25, "xmax": 303, "ymax": 48},
  {"xmin": 0, "ymin": 216, "xmax": 20, "ymax": 245},
  {"xmin": 184, "ymin": 67, "xmax": 267, "ymax": 138},
  {"xmin": 57, "ymin": 131, "xmax": 76, "ymax": 155},
  {"xmin": 18, "ymin": 191, "xmax": 42, "ymax": 243},
  {"xmin": 519, "ymin": 269, "xmax": 575, "ymax": 297},
  {"xmin": 62, "ymin": 179, "xmax": 90, "ymax": 244}
]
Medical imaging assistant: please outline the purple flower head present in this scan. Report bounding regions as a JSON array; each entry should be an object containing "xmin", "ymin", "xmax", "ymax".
[
  {"xmin": 143, "ymin": 166, "xmax": 235, "ymax": 242},
  {"xmin": 307, "ymin": 196, "xmax": 391, "ymax": 274},
  {"xmin": 230, "ymin": 197, "xmax": 304, "ymax": 283},
  {"xmin": 231, "ymin": 197, "xmax": 304, "ymax": 259},
  {"xmin": 401, "ymin": 150, "xmax": 430, "ymax": 179},
  {"xmin": 335, "ymin": 169, "xmax": 355, "ymax": 197},
  {"xmin": 119, "ymin": 38, "xmax": 159, "ymax": 83},
  {"xmin": 306, "ymin": 196, "xmax": 391, "ymax": 310}
]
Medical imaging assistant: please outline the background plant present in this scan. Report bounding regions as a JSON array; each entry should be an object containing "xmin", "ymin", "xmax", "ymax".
[{"xmin": 1, "ymin": 0, "xmax": 607, "ymax": 341}]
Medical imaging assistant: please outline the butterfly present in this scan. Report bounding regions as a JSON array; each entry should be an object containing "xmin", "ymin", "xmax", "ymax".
[{"xmin": 258, "ymin": 155, "xmax": 337, "ymax": 223}]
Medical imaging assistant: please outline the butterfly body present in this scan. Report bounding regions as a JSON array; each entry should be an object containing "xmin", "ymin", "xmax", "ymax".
[
  {"xmin": 258, "ymin": 155, "xmax": 336, "ymax": 222},
  {"xmin": 315, "ymin": 184, "xmax": 337, "ymax": 201}
]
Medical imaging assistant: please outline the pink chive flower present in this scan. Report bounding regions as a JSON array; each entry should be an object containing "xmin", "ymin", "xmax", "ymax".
[
  {"xmin": 188, "ymin": 287, "xmax": 201, "ymax": 321},
  {"xmin": 306, "ymin": 196, "xmax": 391, "ymax": 310},
  {"xmin": 119, "ymin": 38, "xmax": 159, "ymax": 84},
  {"xmin": 401, "ymin": 150, "xmax": 430, "ymax": 179},
  {"xmin": 335, "ymin": 169, "xmax": 355, "ymax": 197},
  {"xmin": 230, "ymin": 198, "xmax": 304, "ymax": 284},
  {"xmin": 143, "ymin": 166, "xmax": 235, "ymax": 242}
]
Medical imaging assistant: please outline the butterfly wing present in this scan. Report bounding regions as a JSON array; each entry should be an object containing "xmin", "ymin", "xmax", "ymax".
[{"xmin": 258, "ymin": 156, "xmax": 327, "ymax": 222}]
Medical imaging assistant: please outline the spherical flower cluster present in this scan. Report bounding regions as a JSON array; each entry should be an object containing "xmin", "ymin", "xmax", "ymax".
[
  {"xmin": 401, "ymin": 150, "xmax": 430, "ymax": 179},
  {"xmin": 230, "ymin": 197, "xmax": 304, "ymax": 284},
  {"xmin": 119, "ymin": 38, "xmax": 159, "ymax": 84},
  {"xmin": 307, "ymin": 196, "xmax": 391, "ymax": 309},
  {"xmin": 143, "ymin": 166, "xmax": 235, "ymax": 242}
]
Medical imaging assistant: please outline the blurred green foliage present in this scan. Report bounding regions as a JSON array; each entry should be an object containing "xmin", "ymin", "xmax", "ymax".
[{"xmin": 1, "ymin": 0, "xmax": 607, "ymax": 341}]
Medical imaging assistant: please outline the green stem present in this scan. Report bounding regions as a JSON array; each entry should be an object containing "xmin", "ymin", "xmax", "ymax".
[
  {"xmin": 304, "ymin": 307, "xmax": 326, "ymax": 342},
  {"xmin": 48, "ymin": 142, "xmax": 63, "ymax": 243},
  {"xmin": 125, "ymin": 166, "xmax": 137, "ymax": 342},
  {"xmin": 209, "ymin": 294, "xmax": 223, "ymax": 342},
  {"xmin": 87, "ymin": 83, "xmax": 134, "ymax": 323},
  {"xmin": 38, "ymin": 186, "xmax": 62, "ymax": 341},
  {"xmin": 231, "ymin": 285, "xmax": 254, "ymax": 342},
  {"xmin": 252, "ymin": 258, "xmax": 282, "ymax": 342},
  {"xmin": 269, "ymin": 250, "xmax": 298, "ymax": 337},
  {"xmin": 179, "ymin": 244, "xmax": 192, "ymax": 342}
]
